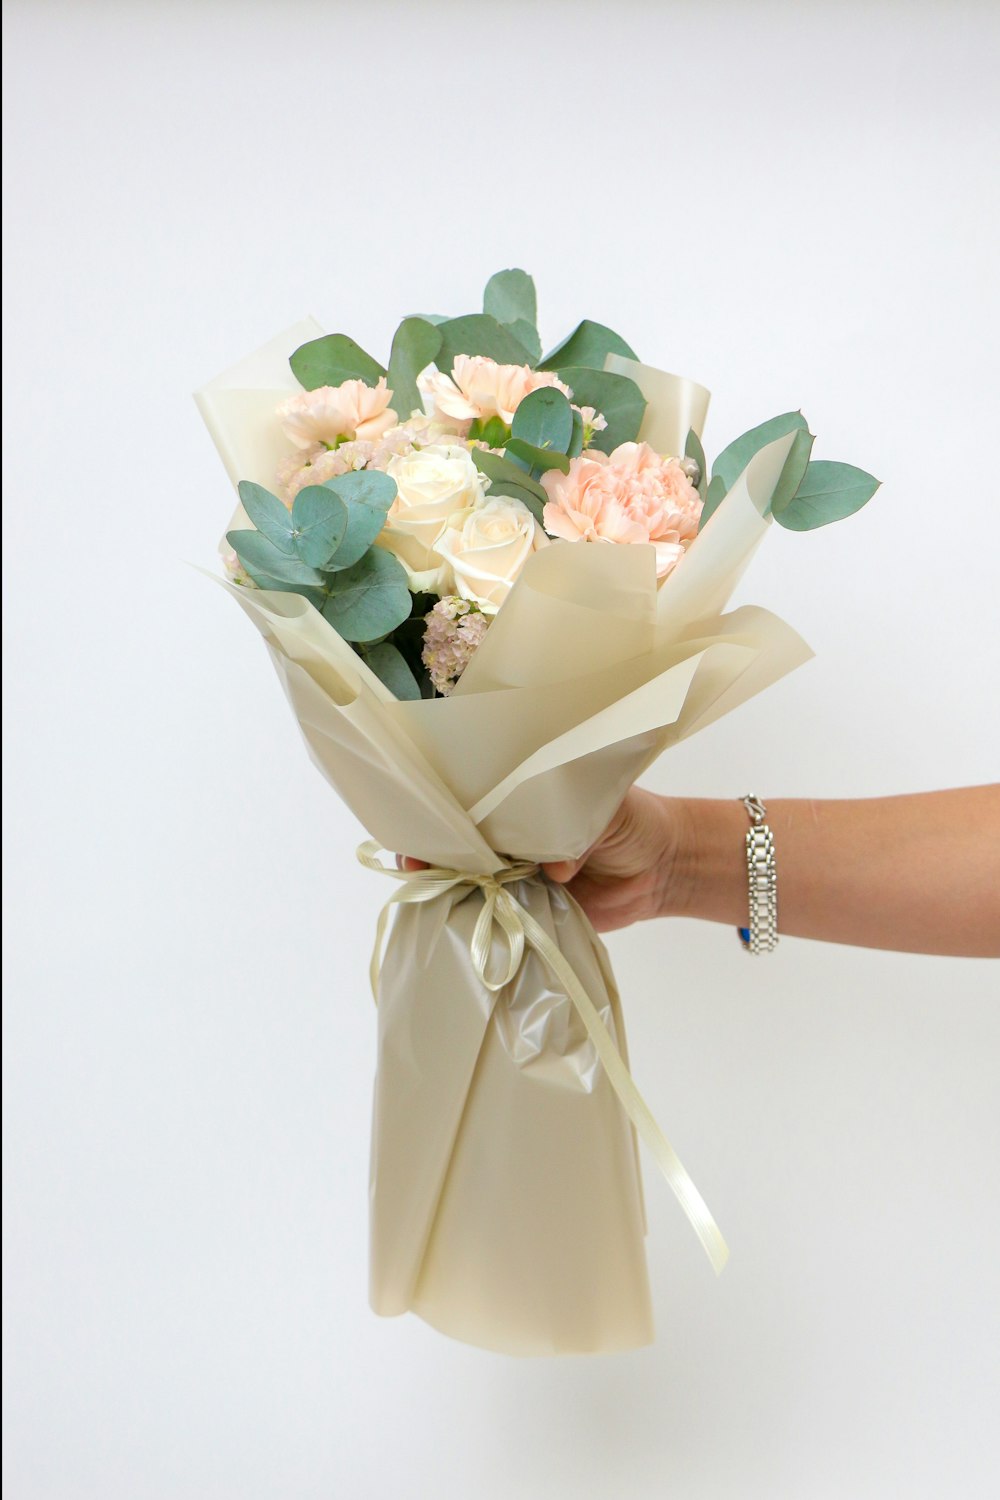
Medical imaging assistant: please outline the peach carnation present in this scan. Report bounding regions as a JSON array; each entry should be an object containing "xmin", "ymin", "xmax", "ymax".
[
  {"xmin": 540, "ymin": 441, "xmax": 703, "ymax": 580},
  {"xmin": 276, "ymin": 377, "xmax": 398, "ymax": 450},
  {"xmin": 420, "ymin": 355, "xmax": 572, "ymax": 429}
]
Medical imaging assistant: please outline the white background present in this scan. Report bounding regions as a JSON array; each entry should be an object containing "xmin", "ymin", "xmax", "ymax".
[{"xmin": 4, "ymin": 2, "xmax": 999, "ymax": 1496}]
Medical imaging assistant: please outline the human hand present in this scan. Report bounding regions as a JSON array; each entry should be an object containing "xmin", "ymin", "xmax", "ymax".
[
  {"xmin": 541, "ymin": 786, "xmax": 685, "ymax": 933},
  {"xmin": 398, "ymin": 786, "xmax": 685, "ymax": 934}
]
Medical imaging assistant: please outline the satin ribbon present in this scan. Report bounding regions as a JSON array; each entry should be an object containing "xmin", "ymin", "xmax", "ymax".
[{"xmin": 358, "ymin": 840, "xmax": 729, "ymax": 1276}]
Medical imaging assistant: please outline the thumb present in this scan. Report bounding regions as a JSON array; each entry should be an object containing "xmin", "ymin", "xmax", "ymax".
[{"xmin": 542, "ymin": 856, "xmax": 586, "ymax": 883}]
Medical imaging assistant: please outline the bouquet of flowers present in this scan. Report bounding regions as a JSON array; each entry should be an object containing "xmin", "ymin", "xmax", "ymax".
[{"xmin": 197, "ymin": 269, "xmax": 877, "ymax": 1356}]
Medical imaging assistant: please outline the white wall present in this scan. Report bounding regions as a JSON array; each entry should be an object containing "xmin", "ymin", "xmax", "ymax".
[{"xmin": 4, "ymin": 2, "xmax": 998, "ymax": 1496}]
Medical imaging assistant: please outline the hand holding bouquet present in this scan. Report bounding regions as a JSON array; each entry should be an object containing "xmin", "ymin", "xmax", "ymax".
[{"xmin": 197, "ymin": 270, "xmax": 877, "ymax": 1355}]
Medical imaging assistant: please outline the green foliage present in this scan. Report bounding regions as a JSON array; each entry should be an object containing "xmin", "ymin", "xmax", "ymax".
[
  {"xmin": 567, "ymin": 408, "xmax": 585, "ymax": 458},
  {"xmin": 538, "ymin": 319, "xmax": 638, "ymax": 372},
  {"xmin": 323, "ymin": 470, "xmax": 398, "ymax": 567},
  {"xmin": 469, "ymin": 449, "xmax": 547, "ymax": 521},
  {"xmin": 238, "ymin": 481, "xmax": 297, "ymax": 552},
  {"xmin": 481, "ymin": 269, "xmax": 541, "ymax": 361},
  {"xmin": 387, "ymin": 317, "xmax": 442, "ymax": 421},
  {"xmin": 772, "ymin": 461, "xmax": 880, "ymax": 530},
  {"xmin": 504, "ymin": 438, "xmax": 571, "ymax": 475},
  {"xmin": 227, "ymin": 528, "xmax": 327, "ymax": 586},
  {"xmin": 683, "ymin": 430, "xmax": 707, "ymax": 500},
  {"xmin": 697, "ymin": 475, "xmax": 728, "ymax": 530},
  {"xmin": 289, "ymin": 485, "xmax": 348, "ymax": 567},
  {"xmin": 710, "ymin": 411, "xmax": 809, "ymax": 494},
  {"xmin": 321, "ymin": 547, "xmax": 412, "ymax": 642},
  {"xmin": 289, "ymin": 333, "xmax": 386, "ymax": 390},
  {"xmin": 434, "ymin": 314, "xmax": 536, "ymax": 373},
  {"xmin": 766, "ymin": 427, "xmax": 815, "ymax": 518},
  {"xmin": 483, "ymin": 268, "xmax": 537, "ymax": 328},
  {"xmin": 510, "ymin": 387, "xmax": 574, "ymax": 453},
  {"xmin": 361, "ymin": 641, "xmax": 422, "ymax": 699},
  {"xmin": 550, "ymin": 367, "xmax": 646, "ymax": 452}
]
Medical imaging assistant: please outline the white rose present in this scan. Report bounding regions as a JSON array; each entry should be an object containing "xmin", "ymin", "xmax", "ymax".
[
  {"xmin": 435, "ymin": 496, "xmax": 548, "ymax": 615},
  {"xmin": 376, "ymin": 444, "xmax": 487, "ymax": 592}
]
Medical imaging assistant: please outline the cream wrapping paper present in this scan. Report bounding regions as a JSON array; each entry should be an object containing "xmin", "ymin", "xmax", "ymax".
[{"xmin": 198, "ymin": 328, "xmax": 813, "ymax": 1356}]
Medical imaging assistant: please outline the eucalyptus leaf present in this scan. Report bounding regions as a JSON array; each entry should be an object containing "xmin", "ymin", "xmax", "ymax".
[
  {"xmin": 567, "ymin": 408, "xmax": 585, "ymax": 458},
  {"xmin": 697, "ymin": 475, "xmax": 728, "ymax": 531},
  {"xmin": 386, "ymin": 317, "xmax": 442, "ymax": 421},
  {"xmin": 483, "ymin": 268, "xmax": 537, "ymax": 328},
  {"xmin": 362, "ymin": 641, "xmax": 421, "ymax": 701},
  {"xmin": 551, "ymin": 367, "xmax": 646, "ymax": 452},
  {"xmin": 482, "ymin": 482, "xmax": 546, "ymax": 524},
  {"xmin": 766, "ymin": 427, "xmax": 815, "ymax": 517},
  {"xmin": 226, "ymin": 529, "xmax": 327, "ymax": 586},
  {"xmin": 237, "ymin": 481, "xmax": 297, "ymax": 553},
  {"xmin": 683, "ymin": 430, "xmax": 708, "ymax": 500},
  {"xmin": 322, "ymin": 469, "xmax": 398, "ymax": 568},
  {"xmin": 539, "ymin": 319, "xmax": 638, "ymax": 372},
  {"xmin": 434, "ymin": 314, "xmax": 535, "ymax": 374},
  {"xmin": 506, "ymin": 319, "xmax": 542, "ymax": 362},
  {"xmin": 505, "ymin": 437, "xmax": 571, "ymax": 475},
  {"xmin": 711, "ymin": 411, "xmax": 809, "ymax": 494},
  {"xmin": 322, "ymin": 546, "xmax": 412, "ymax": 642},
  {"xmin": 289, "ymin": 485, "xmax": 348, "ymax": 568},
  {"xmin": 289, "ymin": 333, "xmax": 386, "ymax": 391},
  {"xmin": 772, "ymin": 461, "xmax": 880, "ymax": 531},
  {"xmin": 510, "ymin": 387, "xmax": 574, "ymax": 453},
  {"xmin": 470, "ymin": 448, "xmax": 549, "ymax": 503},
  {"xmin": 238, "ymin": 573, "xmax": 325, "ymax": 608}
]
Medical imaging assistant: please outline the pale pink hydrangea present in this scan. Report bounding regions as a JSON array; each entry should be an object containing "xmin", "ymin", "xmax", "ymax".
[
  {"xmin": 277, "ymin": 423, "xmax": 419, "ymax": 505},
  {"xmin": 221, "ymin": 546, "xmax": 251, "ymax": 586},
  {"xmin": 420, "ymin": 355, "xmax": 573, "ymax": 431},
  {"xmin": 541, "ymin": 441, "xmax": 703, "ymax": 580},
  {"xmin": 276, "ymin": 377, "xmax": 398, "ymax": 449},
  {"xmin": 421, "ymin": 597, "xmax": 490, "ymax": 696}
]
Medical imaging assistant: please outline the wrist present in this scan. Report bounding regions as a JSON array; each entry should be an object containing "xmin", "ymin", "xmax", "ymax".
[{"xmin": 659, "ymin": 797, "xmax": 747, "ymax": 926}]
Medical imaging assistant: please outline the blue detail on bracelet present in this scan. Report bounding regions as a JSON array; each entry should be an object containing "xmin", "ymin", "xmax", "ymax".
[{"xmin": 738, "ymin": 927, "xmax": 751, "ymax": 944}]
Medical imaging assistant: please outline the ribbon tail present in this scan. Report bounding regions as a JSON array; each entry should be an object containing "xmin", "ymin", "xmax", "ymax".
[{"xmin": 516, "ymin": 901, "xmax": 730, "ymax": 1276}]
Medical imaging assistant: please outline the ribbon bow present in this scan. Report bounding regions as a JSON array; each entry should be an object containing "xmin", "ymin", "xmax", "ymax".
[{"xmin": 357, "ymin": 839, "xmax": 729, "ymax": 1275}]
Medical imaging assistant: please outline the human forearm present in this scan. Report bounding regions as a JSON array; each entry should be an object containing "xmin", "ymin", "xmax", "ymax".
[{"xmin": 668, "ymin": 787, "xmax": 1000, "ymax": 958}]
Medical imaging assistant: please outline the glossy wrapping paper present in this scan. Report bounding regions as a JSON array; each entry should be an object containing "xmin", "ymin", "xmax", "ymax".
[{"xmin": 198, "ymin": 328, "xmax": 813, "ymax": 1356}]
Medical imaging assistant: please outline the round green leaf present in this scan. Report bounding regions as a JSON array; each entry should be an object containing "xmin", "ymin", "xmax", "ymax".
[
  {"xmin": 387, "ymin": 317, "xmax": 442, "ymax": 421},
  {"xmin": 434, "ymin": 314, "xmax": 535, "ymax": 374},
  {"xmin": 538, "ymin": 319, "xmax": 638, "ymax": 372},
  {"xmin": 237, "ymin": 481, "xmax": 296, "ymax": 553},
  {"xmin": 510, "ymin": 387, "xmax": 574, "ymax": 453},
  {"xmin": 470, "ymin": 448, "xmax": 549, "ymax": 503},
  {"xmin": 551, "ymin": 367, "xmax": 645, "ymax": 452},
  {"xmin": 362, "ymin": 642, "xmax": 421, "ymax": 700},
  {"xmin": 483, "ymin": 268, "xmax": 537, "ymax": 328},
  {"xmin": 289, "ymin": 485, "xmax": 348, "ymax": 567},
  {"xmin": 226, "ymin": 529, "xmax": 327, "ymax": 586},
  {"xmin": 504, "ymin": 438, "xmax": 570, "ymax": 476},
  {"xmin": 322, "ymin": 547, "xmax": 412, "ymax": 643},
  {"xmin": 322, "ymin": 470, "xmax": 398, "ymax": 568},
  {"xmin": 289, "ymin": 334, "xmax": 386, "ymax": 391}
]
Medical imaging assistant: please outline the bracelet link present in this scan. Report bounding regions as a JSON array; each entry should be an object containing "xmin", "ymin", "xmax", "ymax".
[{"xmin": 739, "ymin": 795, "xmax": 779, "ymax": 954}]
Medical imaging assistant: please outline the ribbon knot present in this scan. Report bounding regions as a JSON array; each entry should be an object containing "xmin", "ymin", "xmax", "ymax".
[{"xmin": 357, "ymin": 839, "xmax": 729, "ymax": 1276}]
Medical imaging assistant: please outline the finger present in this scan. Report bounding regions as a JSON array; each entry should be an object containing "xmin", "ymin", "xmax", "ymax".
[
  {"xmin": 542, "ymin": 857, "xmax": 586, "ymax": 883},
  {"xmin": 395, "ymin": 855, "xmax": 428, "ymax": 872}
]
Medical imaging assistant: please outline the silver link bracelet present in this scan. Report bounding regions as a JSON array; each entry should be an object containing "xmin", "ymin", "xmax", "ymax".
[{"xmin": 739, "ymin": 794, "xmax": 779, "ymax": 954}]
